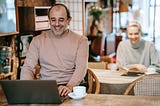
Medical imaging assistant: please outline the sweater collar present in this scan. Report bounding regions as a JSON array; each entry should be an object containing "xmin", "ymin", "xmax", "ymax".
[
  {"xmin": 48, "ymin": 29, "xmax": 70, "ymax": 39},
  {"xmin": 130, "ymin": 39, "xmax": 145, "ymax": 49}
]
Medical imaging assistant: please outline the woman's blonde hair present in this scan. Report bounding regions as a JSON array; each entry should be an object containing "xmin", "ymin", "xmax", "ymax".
[{"xmin": 127, "ymin": 20, "xmax": 142, "ymax": 32}]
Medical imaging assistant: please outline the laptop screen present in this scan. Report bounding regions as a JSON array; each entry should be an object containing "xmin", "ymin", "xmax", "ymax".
[{"xmin": 0, "ymin": 80, "xmax": 66, "ymax": 104}]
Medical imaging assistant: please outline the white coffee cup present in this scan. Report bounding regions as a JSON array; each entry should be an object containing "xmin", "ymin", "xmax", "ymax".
[
  {"xmin": 146, "ymin": 67, "xmax": 156, "ymax": 74},
  {"xmin": 108, "ymin": 63, "xmax": 117, "ymax": 71},
  {"xmin": 73, "ymin": 86, "xmax": 86, "ymax": 97}
]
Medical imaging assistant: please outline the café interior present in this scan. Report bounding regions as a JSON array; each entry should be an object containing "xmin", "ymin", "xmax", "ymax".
[{"xmin": 0, "ymin": 0, "xmax": 160, "ymax": 105}]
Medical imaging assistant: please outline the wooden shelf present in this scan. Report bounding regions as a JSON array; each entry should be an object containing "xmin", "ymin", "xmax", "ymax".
[
  {"xmin": 18, "ymin": 6, "xmax": 50, "ymax": 32},
  {"xmin": 0, "ymin": 32, "xmax": 19, "ymax": 37}
]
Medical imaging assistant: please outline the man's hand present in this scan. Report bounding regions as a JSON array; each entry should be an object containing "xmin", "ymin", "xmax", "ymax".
[{"xmin": 58, "ymin": 85, "xmax": 72, "ymax": 96}]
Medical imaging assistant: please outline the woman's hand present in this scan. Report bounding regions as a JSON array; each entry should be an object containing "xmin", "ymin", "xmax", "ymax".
[{"xmin": 58, "ymin": 85, "xmax": 72, "ymax": 96}]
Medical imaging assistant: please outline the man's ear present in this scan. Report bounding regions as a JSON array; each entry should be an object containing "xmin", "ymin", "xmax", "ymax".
[{"xmin": 67, "ymin": 17, "xmax": 72, "ymax": 24}]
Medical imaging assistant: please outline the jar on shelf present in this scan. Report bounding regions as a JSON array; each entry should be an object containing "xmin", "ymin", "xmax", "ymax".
[{"xmin": 0, "ymin": 46, "xmax": 12, "ymax": 73}]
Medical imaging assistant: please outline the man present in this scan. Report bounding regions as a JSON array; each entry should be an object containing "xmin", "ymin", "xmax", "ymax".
[
  {"xmin": 20, "ymin": 4, "xmax": 89, "ymax": 96},
  {"xmin": 116, "ymin": 20, "xmax": 160, "ymax": 71}
]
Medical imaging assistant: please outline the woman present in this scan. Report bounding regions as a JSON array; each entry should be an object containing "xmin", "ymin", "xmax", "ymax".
[{"xmin": 116, "ymin": 20, "xmax": 160, "ymax": 72}]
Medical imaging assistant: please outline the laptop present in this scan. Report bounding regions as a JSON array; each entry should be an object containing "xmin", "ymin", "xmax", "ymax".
[{"xmin": 0, "ymin": 80, "xmax": 67, "ymax": 104}]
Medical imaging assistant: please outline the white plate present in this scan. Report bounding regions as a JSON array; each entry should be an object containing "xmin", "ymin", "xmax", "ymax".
[{"xmin": 68, "ymin": 92, "xmax": 87, "ymax": 99}]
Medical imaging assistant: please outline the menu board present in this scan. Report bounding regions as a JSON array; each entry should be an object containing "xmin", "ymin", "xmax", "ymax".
[{"xmin": 0, "ymin": 0, "xmax": 18, "ymax": 36}]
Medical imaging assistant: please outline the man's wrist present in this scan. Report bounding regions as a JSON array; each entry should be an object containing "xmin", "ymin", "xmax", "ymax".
[{"xmin": 66, "ymin": 85, "xmax": 73, "ymax": 91}]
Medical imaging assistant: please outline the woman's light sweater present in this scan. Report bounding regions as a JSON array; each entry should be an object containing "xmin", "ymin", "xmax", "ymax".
[{"xmin": 116, "ymin": 39, "xmax": 160, "ymax": 68}]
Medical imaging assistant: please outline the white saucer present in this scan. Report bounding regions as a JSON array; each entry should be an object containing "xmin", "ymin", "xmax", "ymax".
[
  {"xmin": 68, "ymin": 92, "xmax": 87, "ymax": 99},
  {"xmin": 145, "ymin": 71, "xmax": 157, "ymax": 74}
]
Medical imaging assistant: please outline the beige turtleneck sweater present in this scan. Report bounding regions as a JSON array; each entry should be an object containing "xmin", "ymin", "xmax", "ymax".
[{"xmin": 20, "ymin": 30, "xmax": 89, "ymax": 87}]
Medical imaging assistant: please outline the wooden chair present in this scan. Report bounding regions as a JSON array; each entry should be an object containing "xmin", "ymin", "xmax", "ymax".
[
  {"xmin": 90, "ymin": 36, "xmax": 102, "ymax": 56},
  {"xmin": 88, "ymin": 56, "xmax": 113, "ymax": 69},
  {"xmin": 34, "ymin": 64, "xmax": 41, "ymax": 79},
  {"xmin": 87, "ymin": 68, "xmax": 100, "ymax": 94},
  {"xmin": 88, "ymin": 62, "xmax": 107, "ymax": 69},
  {"xmin": 124, "ymin": 74, "xmax": 160, "ymax": 96}
]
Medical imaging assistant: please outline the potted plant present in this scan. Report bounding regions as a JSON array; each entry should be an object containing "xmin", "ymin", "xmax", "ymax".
[{"xmin": 89, "ymin": 6, "xmax": 103, "ymax": 36}]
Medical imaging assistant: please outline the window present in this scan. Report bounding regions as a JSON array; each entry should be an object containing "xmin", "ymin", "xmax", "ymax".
[
  {"xmin": 0, "ymin": 0, "xmax": 18, "ymax": 36},
  {"xmin": 149, "ymin": 0, "xmax": 160, "ymax": 50}
]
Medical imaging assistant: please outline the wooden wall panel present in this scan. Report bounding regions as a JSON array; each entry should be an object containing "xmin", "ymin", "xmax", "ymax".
[{"xmin": 16, "ymin": 0, "xmax": 54, "ymax": 7}]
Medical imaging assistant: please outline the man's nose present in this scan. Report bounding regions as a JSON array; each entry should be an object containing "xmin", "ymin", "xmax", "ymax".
[{"xmin": 55, "ymin": 20, "xmax": 60, "ymax": 26}]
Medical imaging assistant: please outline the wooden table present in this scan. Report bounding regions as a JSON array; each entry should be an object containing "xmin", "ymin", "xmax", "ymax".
[
  {"xmin": 1, "ymin": 88, "xmax": 160, "ymax": 106},
  {"xmin": 91, "ymin": 69, "xmax": 143, "ymax": 94}
]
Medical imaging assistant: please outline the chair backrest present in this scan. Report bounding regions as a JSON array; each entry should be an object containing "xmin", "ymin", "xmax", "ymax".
[
  {"xmin": 88, "ymin": 56, "xmax": 113, "ymax": 69},
  {"xmin": 87, "ymin": 68, "xmax": 100, "ymax": 94},
  {"xmin": 124, "ymin": 74, "xmax": 160, "ymax": 96},
  {"xmin": 88, "ymin": 62, "xmax": 107, "ymax": 69},
  {"xmin": 91, "ymin": 36, "xmax": 102, "ymax": 56}
]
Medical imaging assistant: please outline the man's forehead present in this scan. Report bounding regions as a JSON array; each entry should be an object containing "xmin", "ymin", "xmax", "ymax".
[
  {"xmin": 51, "ymin": 5, "xmax": 66, "ymax": 12},
  {"xmin": 50, "ymin": 6, "xmax": 67, "ymax": 16}
]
